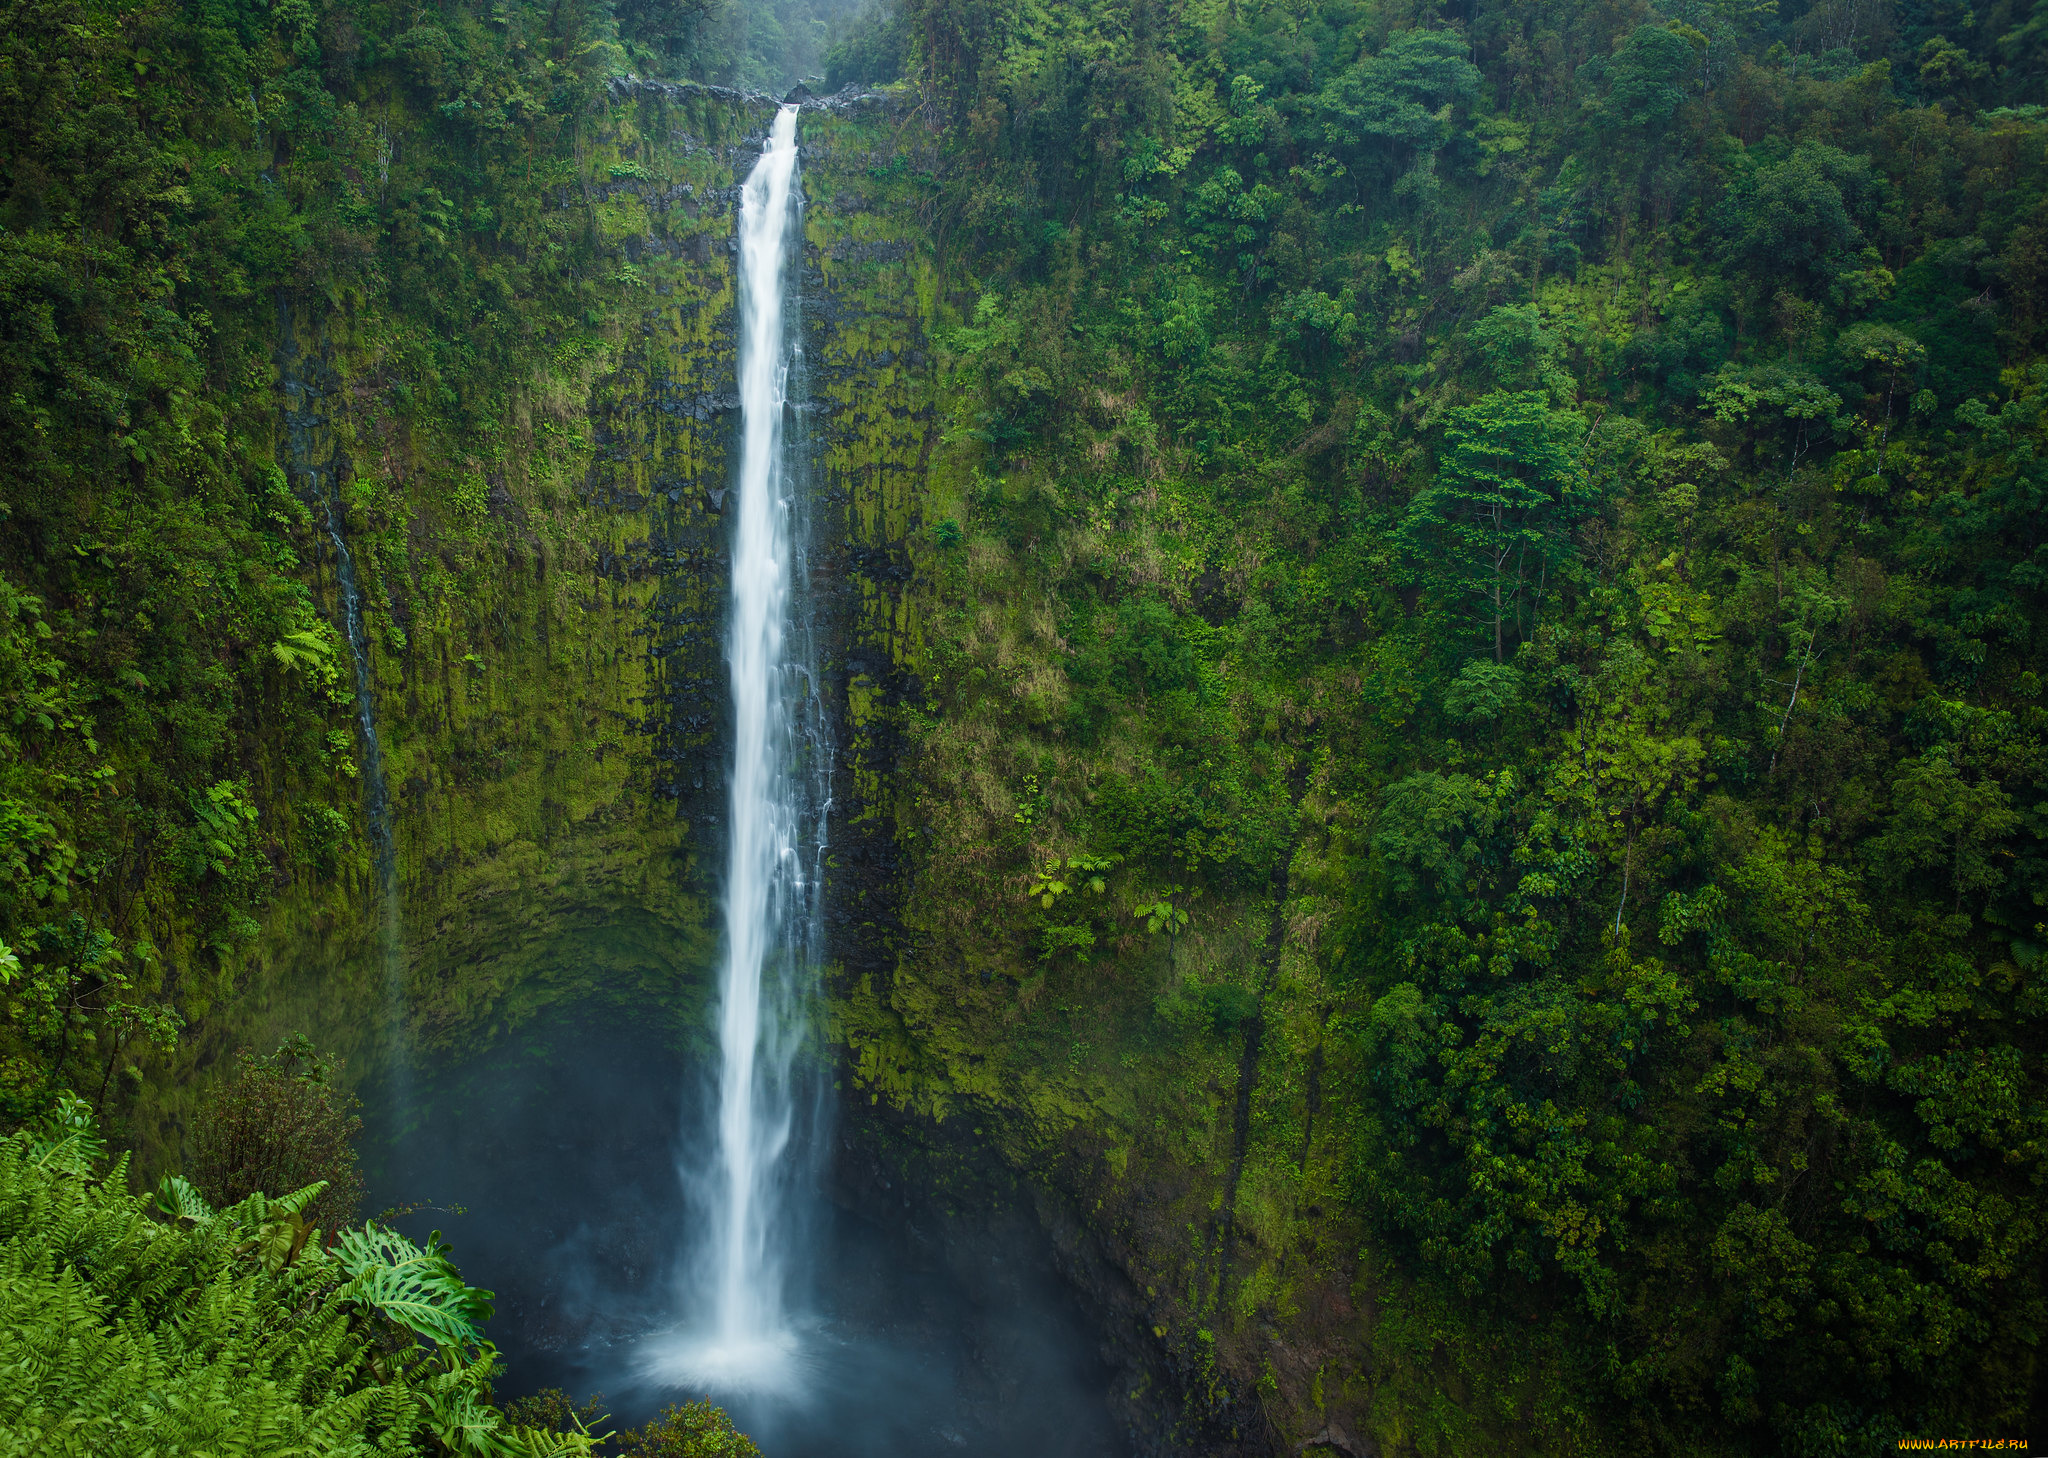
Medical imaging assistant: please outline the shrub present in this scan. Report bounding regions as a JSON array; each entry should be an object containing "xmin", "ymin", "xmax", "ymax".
[
  {"xmin": 617, "ymin": 1401, "xmax": 763, "ymax": 1458},
  {"xmin": 0, "ymin": 1092, "xmax": 587, "ymax": 1456},
  {"xmin": 191, "ymin": 1033, "xmax": 365, "ymax": 1237}
]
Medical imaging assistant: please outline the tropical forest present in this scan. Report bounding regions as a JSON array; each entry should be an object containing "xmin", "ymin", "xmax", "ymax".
[{"xmin": 2, "ymin": 0, "xmax": 2045, "ymax": 1451}]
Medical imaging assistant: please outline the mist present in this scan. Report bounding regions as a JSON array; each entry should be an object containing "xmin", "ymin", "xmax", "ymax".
[
  {"xmin": 363, "ymin": 1010, "xmax": 1124, "ymax": 1457},
  {"xmin": 624, "ymin": 0, "xmax": 892, "ymax": 94}
]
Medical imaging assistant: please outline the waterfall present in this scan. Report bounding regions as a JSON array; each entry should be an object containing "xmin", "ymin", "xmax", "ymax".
[
  {"xmin": 662, "ymin": 102, "xmax": 829, "ymax": 1389},
  {"xmin": 320, "ymin": 505, "xmax": 395, "ymax": 886},
  {"xmin": 277, "ymin": 309, "xmax": 407, "ymax": 1091},
  {"xmin": 320, "ymin": 491, "xmax": 407, "ymax": 1088}
]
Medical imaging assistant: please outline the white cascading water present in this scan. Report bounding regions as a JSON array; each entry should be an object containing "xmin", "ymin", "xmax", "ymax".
[{"xmin": 658, "ymin": 103, "xmax": 826, "ymax": 1391}]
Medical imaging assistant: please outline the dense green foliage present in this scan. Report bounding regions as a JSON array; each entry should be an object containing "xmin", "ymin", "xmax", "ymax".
[
  {"xmin": 0, "ymin": 0, "xmax": 718, "ymax": 1122},
  {"xmin": 0, "ymin": 1095, "xmax": 596, "ymax": 1455},
  {"xmin": 886, "ymin": 0, "xmax": 2048, "ymax": 1448},
  {"xmin": 193, "ymin": 1032, "xmax": 368, "ymax": 1231},
  {"xmin": 4, "ymin": 0, "xmax": 2046, "ymax": 1444},
  {"xmin": 611, "ymin": 1404, "xmax": 762, "ymax": 1458},
  {"xmin": 506, "ymin": 1394, "xmax": 762, "ymax": 1458}
]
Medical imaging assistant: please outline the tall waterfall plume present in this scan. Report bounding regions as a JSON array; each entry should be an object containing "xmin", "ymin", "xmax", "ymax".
[{"xmin": 662, "ymin": 102, "xmax": 831, "ymax": 1392}]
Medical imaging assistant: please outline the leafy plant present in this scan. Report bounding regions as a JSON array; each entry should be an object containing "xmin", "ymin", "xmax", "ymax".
[
  {"xmin": 151, "ymin": 1172, "xmax": 332, "ymax": 1273},
  {"xmin": 192, "ymin": 1034, "xmax": 365, "ymax": 1235},
  {"xmin": 334, "ymin": 1222, "xmax": 497, "ymax": 1348},
  {"xmin": 0, "ymin": 1096, "xmax": 588, "ymax": 1455},
  {"xmin": 615, "ymin": 1400, "xmax": 763, "ymax": 1458},
  {"xmin": 1025, "ymin": 863, "xmax": 1069, "ymax": 909},
  {"xmin": 1131, "ymin": 888, "xmax": 1194, "ymax": 937},
  {"xmin": 1029, "ymin": 852, "xmax": 1119, "ymax": 909},
  {"xmin": 1038, "ymin": 921, "xmax": 1097, "ymax": 963}
]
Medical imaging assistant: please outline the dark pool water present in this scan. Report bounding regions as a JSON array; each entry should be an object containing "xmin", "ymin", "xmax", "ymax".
[{"xmin": 362, "ymin": 1011, "xmax": 1123, "ymax": 1457}]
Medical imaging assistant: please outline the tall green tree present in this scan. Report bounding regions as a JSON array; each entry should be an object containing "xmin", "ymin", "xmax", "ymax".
[{"xmin": 1402, "ymin": 390, "xmax": 1590, "ymax": 663}]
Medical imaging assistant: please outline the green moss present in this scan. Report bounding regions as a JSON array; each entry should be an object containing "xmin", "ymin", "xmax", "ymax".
[{"xmin": 85, "ymin": 89, "xmax": 927, "ymax": 1181}]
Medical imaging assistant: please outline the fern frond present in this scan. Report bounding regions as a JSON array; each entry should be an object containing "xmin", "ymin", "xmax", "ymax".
[
  {"xmin": 220, "ymin": 1177, "xmax": 329, "ymax": 1229},
  {"xmin": 269, "ymin": 1180, "xmax": 332, "ymax": 1219},
  {"xmin": 0, "ymin": 1133, "xmax": 412, "ymax": 1455},
  {"xmin": 272, "ymin": 629, "xmax": 338, "ymax": 672}
]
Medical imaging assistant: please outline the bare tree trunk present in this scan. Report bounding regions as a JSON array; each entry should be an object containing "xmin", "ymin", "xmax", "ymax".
[
  {"xmin": 1494, "ymin": 574, "xmax": 1504, "ymax": 663},
  {"xmin": 1769, "ymin": 628, "xmax": 1821, "ymax": 773}
]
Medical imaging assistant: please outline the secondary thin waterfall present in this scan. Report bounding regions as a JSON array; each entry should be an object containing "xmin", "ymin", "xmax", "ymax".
[
  {"xmin": 320, "ymin": 493, "xmax": 407, "ymax": 1091},
  {"xmin": 278, "ymin": 309, "xmax": 406, "ymax": 1096},
  {"xmin": 684, "ymin": 102, "xmax": 829, "ymax": 1382}
]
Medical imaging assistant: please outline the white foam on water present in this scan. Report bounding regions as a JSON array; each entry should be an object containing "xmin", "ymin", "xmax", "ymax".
[{"xmin": 638, "ymin": 1326, "xmax": 807, "ymax": 1397}]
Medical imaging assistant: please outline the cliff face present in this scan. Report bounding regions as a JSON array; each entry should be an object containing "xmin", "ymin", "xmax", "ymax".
[
  {"xmin": 0, "ymin": 46, "xmax": 1537, "ymax": 1448},
  {"xmin": 348, "ymin": 88, "xmax": 1391, "ymax": 1456},
  {"xmin": 203, "ymin": 79, "xmax": 1347, "ymax": 1456},
  {"xmin": 0, "ymin": 34, "xmax": 1802, "ymax": 1458},
  {"xmin": 12, "ymin": 1, "xmax": 2047, "ymax": 1451},
  {"xmin": 139, "ymin": 85, "xmax": 947, "ymax": 1144}
]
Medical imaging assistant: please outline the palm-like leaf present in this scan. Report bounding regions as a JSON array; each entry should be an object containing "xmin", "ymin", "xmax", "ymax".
[
  {"xmin": 334, "ymin": 1223, "xmax": 495, "ymax": 1347},
  {"xmin": 151, "ymin": 1174, "xmax": 217, "ymax": 1225},
  {"xmin": 271, "ymin": 629, "xmax": 337, "ymax": 671}
]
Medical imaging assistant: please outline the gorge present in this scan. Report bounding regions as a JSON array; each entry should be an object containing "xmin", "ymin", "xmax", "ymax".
[{"xmin": 4, "ymin": 1, "xmax": 2048, "ymax": 1454}]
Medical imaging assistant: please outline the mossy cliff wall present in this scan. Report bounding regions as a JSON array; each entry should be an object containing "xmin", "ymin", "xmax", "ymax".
[
  {"xmin": 831, "ymin": 534, "xmax": 1389, "ymax": 1452},
  {"xmin": 132, "ymin": 85, "xmax": 946, "ymax": 1152},
  {"xmin": 126, "ymin": 75, "xmax": 1441, "ymax": 1458},
  {"xmin": 810, "ymin": 164, "xmax": 1472, "ymax": 1458},
  {"xmin": 16, "ymin": 3, "xmax": 2044, "ymax": 1452}
]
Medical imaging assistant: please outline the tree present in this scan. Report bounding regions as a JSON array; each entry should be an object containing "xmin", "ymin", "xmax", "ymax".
[
  {"xmin": 1133, "ymin": 884, "xmax": 1196, "ymax": 973},
  {"xmin": 1867, "ymin": 748, "xmax": 2020, "ymax": 913},
  {"xmin": 1581, "ymin": 23, "xmax": 1695, "ymax": 134},
  {"xmin": 1403, "ymin": 391, "xmax": 1590, "ymax": 662},
  {"xmin": 1314, "ymin": 29, "xmax": 1480, "ymax": 192},
  {"xmin": 192, "ymin": 1034, "xmax": 365, "ymax": 1237},
  {"xmin": 1718, "ymin": 143, "xmax": 1887, "ymax": 310},
  {"xmin": 1546, "ymin": 644, "xmax": 1705, "ymax": 931}
]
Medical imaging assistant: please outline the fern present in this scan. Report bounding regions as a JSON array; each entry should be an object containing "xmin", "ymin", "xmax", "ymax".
[
  {"xmin": 0, "ymin": 1138, "xmax": 414, "ymax": 1456},
  {"xmin": 271, "ymin": 627, "xmax": 339, "ymax": 672},
  {"xmin": 0, "ymin": 1101, "xmax": 603, "ymax": 1457}
]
